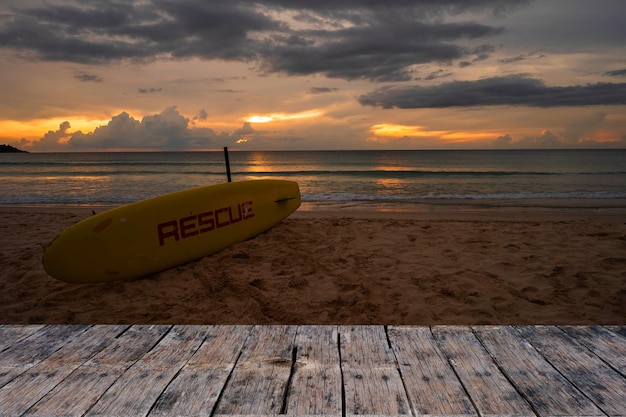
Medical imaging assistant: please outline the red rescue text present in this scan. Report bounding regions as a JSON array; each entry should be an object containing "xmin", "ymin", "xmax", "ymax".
[{"xmin": 157, "ymin": 200, "xmax": 254, "ymax": 246}]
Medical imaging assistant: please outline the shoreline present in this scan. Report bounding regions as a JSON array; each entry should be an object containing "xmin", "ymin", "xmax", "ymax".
[
  {"xmin": 299, "ymin": 198, "xmax": 626, "ymax": 222},
  {"xmin": 3, "ymin": 197, "xmax": 626, "ymax": 222},
  {"xmin": 4, "ymin": 197, "xmax": 626, "ymax": 209},
  {"xmin": 1, "ymin": 202, "xmax": 624, "ymax": 325}
]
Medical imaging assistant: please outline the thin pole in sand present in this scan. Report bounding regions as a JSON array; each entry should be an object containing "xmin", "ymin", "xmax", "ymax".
[{"xmin": 224, "ymin": 146, "xmax": 232, "ymax": 182}]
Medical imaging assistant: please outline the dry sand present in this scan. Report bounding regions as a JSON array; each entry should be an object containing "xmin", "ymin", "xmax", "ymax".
[{"xmin": 1, "ymin": 204, "xmax": 625, "ymax": 324}]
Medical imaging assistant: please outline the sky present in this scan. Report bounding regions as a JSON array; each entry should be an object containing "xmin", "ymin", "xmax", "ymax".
[{"xmin": 1, "ymin": 0, "xmax": 626, "ymax": 151}]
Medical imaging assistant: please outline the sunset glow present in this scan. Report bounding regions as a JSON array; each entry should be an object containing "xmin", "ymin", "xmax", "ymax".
[
  {"xmin": 371, "ymin": 124, "xmax": 442, "ymax": 138},
  {"xmin": 439, "ymin": 132, "xmax": 501, "ymax": 143},
  {"xmin": 0, "ymin": 1, "xmax": 624, "ymax": 151},
  {"xmin": 244, "ymin": 110, "xmax": 324, "ymax": 124},
  {"xmin": 370, "ymin": 124, "xmax": 498, "ymax": 142},
  {"xmin": 0, "ymin": 118, "xmax": 108, "ymax": 141}
]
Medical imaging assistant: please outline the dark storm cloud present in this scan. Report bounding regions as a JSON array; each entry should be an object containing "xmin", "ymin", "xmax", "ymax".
[
  {"xmin": 498, "ymin": 53, "xmax": 546, "ymax": 64},
  {"xmin": 0, "ymin": 2, "xmax": 153, "ymax": 63},
  {"xmin": 358, "ymin": 76, "xmax": 626, "ymax": 108},
  {"xmin": 497, "ymin": 0, "xmax": 626, "ymax": 50},
  {"xmin": 307, "ymin": 87, "xmax": 339, "ymax": 94},
  {"xmin": 74, "ymin": 72, "xmax": 104, "ymax": 82},
  {"xmin": 605, "ymin": 69, "xmax": 626, "ymax": 77},
  {"xmin": 260, "ymin": 20, "xmax": 502, "ymax": 82},
  {"xmin": 138, "ymin": 87, "xmax": 162, "ymax": 94},
  {"xmin": 0, "ymin": 1, "xmax": 275, "ymax": 63},
  {"xmin": 263, "ymin": 0, "xmax": 530, "ymax": 17},
  {"xmin": 424, "ymin": 69, "xmax": 453, "ymax": 80},
  {"xmin": 0, "ymin": 0, "xmax": 526, "ymax": 81},
  {"xmin": 193, "ymin": 109, "xmax": 208, "ymax": 121}
]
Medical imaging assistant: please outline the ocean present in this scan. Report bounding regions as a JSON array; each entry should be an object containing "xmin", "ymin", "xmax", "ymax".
[{"xmin": 1, "ymin": 149, "xmax": 625, "ymax": 208}]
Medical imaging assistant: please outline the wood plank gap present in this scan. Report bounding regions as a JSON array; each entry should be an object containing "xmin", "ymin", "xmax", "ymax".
[
  {"xmin": 476, "ymin": 325, "xmax": 604, "ymax": 416},
  {"xmin": 82, "ymin": 323, "xmax": 175, "ymax": 414},
  {"xmin": 1, "ymin": 325, "xmax": 128, "ymax": 417},
  {"xmin": 279, "ymin": 342, "xmax": 298, "ymax": 414},
  {"xmin": 389, "ymin": 326, "xmax": 475, "ymax": 415},
  {"xmin": 144, "ymin": 324, "xmax": 175, "ymax": 355},
  {"xmin": 284, "ymin": 326, "xmax": 341, "ymax": 415},
  {"xmin": 0, "ymin": 325, "xmax": 45, "ymax": 352},
  {"xmin": 470, "ymin": 326, "xmax": 540, "ymax": 417},
  {"xmin": 518, "ymin": 325, "xmax": 626, "ymax": 416},
  {"xmin": 212, "ymin": 326, "xmax": 298, "ymax": 414},
  {"xmin": 80, "ymin": 325, "xmax": 173, "ymax": 416},
  {"xmin": 340, "ymin": 326, "xmax": 411, "ymax": 415},
  {"xmin": 45, "ymin": 325, "xmax": 172, "ymax": 417},
  {"xmin": 560, "ymin": 326, "xmax": 626, "ymax": 378},
  {"xmin": 559, "ymin": 326, "xmax": 626, "ymax": 378},
  {"xmin": 207, "ymin": 328, "xmax": 252, "ymax": 417},
  {"xmin": 280, "ymin": 327, "xmax": 299, "ymax": 414},
  {"xmin": 84, "ymin": 325, "xmax": 209, "ymax": 417},
  {"xmin": 111, "ymin": 324, "xmax": 135, "ymax": 340},
  {"xmin": 146, "ymin": 328, "xmax": 217, "ymax": 417},
  {"xmin": 147, "ymin": 326, "xmax": 254, "ymax": 417},
  {"xmin": 0, "ymin": 325, "xmax": 92, "ymax": 390},
  {"xmin": 435, "ymin": 326, "xmax": 536, "ymax": 416},
  {"xmin": 513, "ymin": 326, "xmax": 609, "ymax": 415},
  {"xmin": 338, "ymin": 326, "xmax": 346, "ymax": 417},
  {"xmin": 430, "ymin": 326, "xmax": 480, "ymax": 417},
  {"xmin": 384, "ymin": 325, "xmax": 415, "ymax": 417}
]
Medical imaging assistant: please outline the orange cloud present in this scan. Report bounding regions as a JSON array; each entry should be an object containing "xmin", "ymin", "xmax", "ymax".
[
  {"xmin": 0, "ymin": 117, "xmax": 110, "ymax": 141},
  {"xmin": 244, "ymin": 110, "xmax": 323, "ymax": 124},
  {"xmin": 371, "ymin": 123, "xmax": 445, "ymax": 138},
  {"xmin": 370, "ymin": 123, "xmax": 499, "ymax": 143},
  {"xmin": 439, "ymin": 132, "xmax": 500, "ymax": 142}
]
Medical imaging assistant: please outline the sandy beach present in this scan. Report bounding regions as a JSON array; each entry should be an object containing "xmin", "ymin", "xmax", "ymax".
[{"xmin": 1, "ymin": 203, "xmax": 625, "ymax": 325}]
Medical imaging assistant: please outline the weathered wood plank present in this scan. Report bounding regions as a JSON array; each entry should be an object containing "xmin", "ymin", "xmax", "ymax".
[
  {"xmin": 0, "ymin": 325, "xmax": 90, "ymax": 388},
  {"xmin": 518, "ymin": 325, "xmax": 626, "ymax": 417},
  {"xmin": 431, "ymin": 326, "xmax": 535, "ymax": 416},
  {"xmin": 0, "ymin": 325, "xmax": 126, "ymax": 416},
  {"xmin": 149, "ymin": 325, "xmax": 253, "ymax": 417},
  {"xmin": 388, "ymin": 326, "xmax": 475, "ymax": 416},
  {"xmin": 85, "ymin": 325, "xmax": 208, "ymax": 417},
  {"xmin": 42, "ymin": 325, "xmax": 129, "ymax": 365},
  {"xmin": 214, "ymin": 325, "xmax": 298, "ymax": 415},
  {"xmin": 606, "ymin": 325, "xmax": 626, "ymax": 339},
  {"xmin": 0, "ymin": 324, "xmax": 44, "ymax": 351},
  {"xmin": 24, "ymin": 325, "xmax": 170, "ymax": 417},
  {"xmin": 475, "ymin": 326, "xmax": 605, "ymax": 416},
  {"xmin": 0, "ymin": 324, "xmax": 623, "ymax": 417},
  {"xmin": 84, "ymin": 325, "xmax": 173, "ymax": 369},
  {"xmin": 286, "ymin": 325, "xmax": 342, "ymax": 415},
  {"xmin": 560, "ymin": 325, "xmax": 626, "ymax": 375},
  {"xmin": 340, "ymin": 325, "xmax": 410, "ymax": 415}
]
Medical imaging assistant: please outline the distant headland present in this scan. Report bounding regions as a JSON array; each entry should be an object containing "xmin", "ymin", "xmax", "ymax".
[{"xmin": 0, "ymin": 144, "xmax": 28, "ymax": 153}]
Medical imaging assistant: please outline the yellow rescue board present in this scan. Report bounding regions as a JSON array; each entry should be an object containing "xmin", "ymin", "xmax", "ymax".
[{"xmin": 43, "ymin": 179, "xmax": 300, "ymax": 283}]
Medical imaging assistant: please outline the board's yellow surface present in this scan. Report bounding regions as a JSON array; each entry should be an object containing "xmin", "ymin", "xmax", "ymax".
[{"xmin": 43, "ymin": 180, "xmax": 300, "ymax": 283}]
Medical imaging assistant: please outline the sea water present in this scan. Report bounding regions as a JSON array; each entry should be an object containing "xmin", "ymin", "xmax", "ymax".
[{"xmin": 1, "ymin": 149, "xmax": 625, "ymax": 207}]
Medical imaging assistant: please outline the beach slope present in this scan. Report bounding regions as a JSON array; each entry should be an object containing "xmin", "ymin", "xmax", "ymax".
[{"xmin": 1, "ymin": 206, "xmax": 624, "ymax": 324}]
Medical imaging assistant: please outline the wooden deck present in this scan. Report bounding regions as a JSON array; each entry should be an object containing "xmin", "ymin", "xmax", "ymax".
[{"xmin": 0, "ymin": 325, "xmax": 624, "ymax": 416}]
